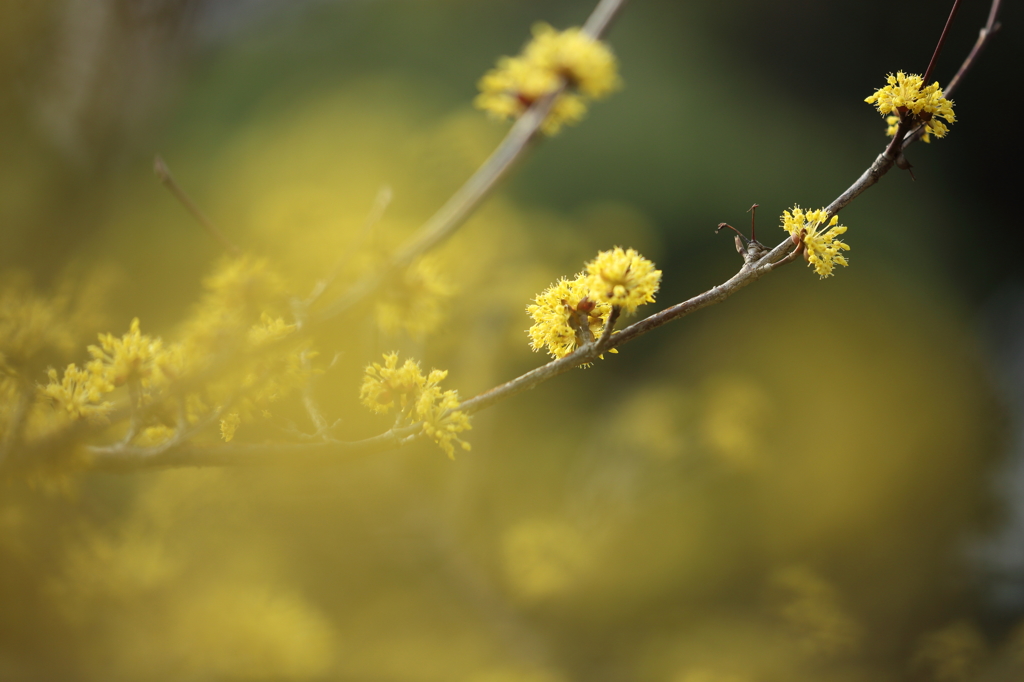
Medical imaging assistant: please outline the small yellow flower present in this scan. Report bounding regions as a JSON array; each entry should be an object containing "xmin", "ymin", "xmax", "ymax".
[
  {"xmin": 865, "ymin": 71, "xmax": 955, "ymax": 142},
  {"xmin": 88, "ymin": 318, "xmax": 168, "ymax": 388},
  {"xmin": 41, "ymin": 361, "xmax": 114, "ymax": 421},
  {"xmin": 375, "ymin": 256, "xmax": 455, "ymax": 340},
  {"xmin": 415, "ymin": 387, "xmax": 472, "ymax": 460},
  {"xmin": 781, "ymin": 206, "xmax": 851, "ymax": 278},
  {"xmin": 359, "ymin": 351, "xmax": 428, "ymax": 415},
  {"xmin": 584, "ymin": 247, "xmax": 661, "ymax": 314},
  {"xmin": 247, "ymin": 312, "xmax": 296, "ymax": 346},
  {"xmin": 475, "ymin": 23, "xmax": 619, "ymax": 135},
  {"xmin": 524, "ymin": 23, "xmax": 621, "ymax": 98},
  {"xmin": 359, "ymin": 352, "xmax": 471, "ymax": 457},
  {"xmin": 526, "ymin": 273, "xmax": 617, "ymax": 362},
  {"xmin": 220, "ymin": 412, "xmax": 241, "ymax": 442}
]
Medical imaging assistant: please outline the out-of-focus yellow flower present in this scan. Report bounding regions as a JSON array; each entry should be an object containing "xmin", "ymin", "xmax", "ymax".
[
  {"xmin": 864, "ymin": 71, "xmax": 955, "ymax": 142},
  {"xmin": 359, "ymin": 351, "xmax": 428, "ymax": 415},
  {"xmin": 88, "ymin": 318, "xmax": 169, "ymax": 388},
  {"xmin": 781, "ymin": 206, "xmax": 850, "ymax": 278},
  {"xmin": 247, "ymin": 312, "xmax": 296, "ymax": 346},
  {"xmin": 415, "ymin": 384, "xmax": 472, "ymax": 459},
  {"xmin": 524, "ymin": 23, "xmax": 621, "ymax": 98},
  {"xmin": 0, "ymin": 285, "xmax": 77, "ymax": 376},
  {"xmin": 41, "ymin": 361, "xmax": 114, "ymax": 421},
  {"xmin": 219, "ymin": 413, "xmax": 241, "ymax": 442},
  {"xmin": 360, "ymin": 352, "xmax": 471, "ymax": 457},
  {"xmin": 584, "ymin": 247, "xmax": 661, "ymax": 314},
  {"xmin": 375, "ymin": 256, "xmax": 455, "ymax": 340},
  {"xmin": 771, "ymin": 566, "xmax": 862, "ymax": 657},
  {"xmin": 475, "ymin": 23, "xmax": 619, "ymax": 135},
  {"xmin": 526, "ymin": 273, "xmax": 618, "ymax": 363}
]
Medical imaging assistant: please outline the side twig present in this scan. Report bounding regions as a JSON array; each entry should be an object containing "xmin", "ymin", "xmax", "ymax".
[{"xmin": 154, "ymin": 155, "xmax": 241, "ymax": 256}]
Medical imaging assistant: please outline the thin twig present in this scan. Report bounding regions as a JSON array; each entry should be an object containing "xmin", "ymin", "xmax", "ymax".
[
  {"xmin": 154, "ymin": 155, "xmax": 241, "ymax": 256},
  {"xmin": 88, "ymin": 424, "xmax": 420, "ymax": 473},
  {"xmin": 943, "ymin": 0, "xmax": 1002, "ymax": 98},
  {"xmin": 904, "ymin": 0, "xmax": 1001, "ymax": 148},
  {"xmin": 921, "ymin": 0, "xmax": 961, "ymax": 86}
]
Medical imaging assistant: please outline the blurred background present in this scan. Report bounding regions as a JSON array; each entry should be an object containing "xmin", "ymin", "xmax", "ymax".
[{"xmin": 1, "ymin": 0, "xmax": 1022, "ymax": 680}]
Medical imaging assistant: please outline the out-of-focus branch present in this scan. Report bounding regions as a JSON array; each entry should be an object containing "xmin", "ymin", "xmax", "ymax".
[
  {"xmin": 154, "ymin": 155, "xmax": 241, "ymax": 256},
  {"xmin": 311, "ymin": 0, "xmax": 630, "ymax": 324},
  {"xmin": 88, "ymin": 423, "xmax": 420, "ymax": 473},
  {"xmin": 905, "ymin": 0, "xmax": 1001, "ymax": 147}
]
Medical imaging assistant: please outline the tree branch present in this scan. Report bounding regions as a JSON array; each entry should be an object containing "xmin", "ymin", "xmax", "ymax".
[{"xmin": 70, "ymin": 0, "xmax": 1001, "ymax": 474}]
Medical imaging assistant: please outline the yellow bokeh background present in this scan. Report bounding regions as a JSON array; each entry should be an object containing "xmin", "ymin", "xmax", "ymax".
[{"xmin": 1, "ymin": 0, "xmax": 1020, "ymax": 680}]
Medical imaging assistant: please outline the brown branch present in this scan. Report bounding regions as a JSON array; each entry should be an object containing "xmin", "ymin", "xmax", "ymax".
[
  {"xmin": 944, "ymin": 0, "xmax": 1001, "ymax": 98},
  {"xmin": 154, "ymin": 155, "xmax": 241, "ymax": 256},
  {"xmin": 921, "ymin": 0, "xmax": 961, "ymax": 86},
  {"xmin": 904, "ymin": 0, "xmax": 1001, "ymax": 147}
]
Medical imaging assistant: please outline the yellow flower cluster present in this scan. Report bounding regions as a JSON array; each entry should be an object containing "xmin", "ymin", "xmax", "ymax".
[
  {"xmin": 584, "ymin": 246, "xmax": 662, "ymax": 314},
  {"xmin": 527, "ymin": 248, "xmax": 658, "ymax": 362},
  {"xmin": 781, "ymin": 206, "xmax": 851, "ymax": 278},
  {"xmin": 475, "ymin": 22, "xmax": 620, "ymax": 135},
  {"xmin": 88, "ymin": 318, "xmax": 171, "ymax": 388},
  {"xmin": 44, "ymin": 318, "xmax": 175, "ymax": 421},
  {"xmin": 41, "ymin": 362, "xmax": 113, "ymax": 421},
  {"xmin": 864, "ymin": 72, "xmax": 955, "ymax": 143},
  {"xmin": 527, "ymin": 273, "xmax": 613, "ymax": 362},
  {"xmin": 360, "ymin": 352, "xmax": 471, "ymax": 458}
]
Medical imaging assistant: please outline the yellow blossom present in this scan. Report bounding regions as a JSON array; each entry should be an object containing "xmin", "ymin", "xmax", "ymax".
[
  {"xmin": 524, "ymin": 23, "xmax": 620, "ymax": 98},
  {"xmin": 359, "ymin": 352, "xmax": 472, "ymax": 457},
  {"xmin": 247, "ymin": 312, "xmax": 296, "ymax": 346},
  {"xmin": 41, "ymin": 361, "xmax": 114, "ymax": 421},
  {"xmin": 781, "ymin": 206, "xmax": 851, "ymax": 278},
  {"xmin": 526, "ymin": 273, "xmax": 617, "ymax": 363},
  {"xmin": 359, "ymin": 352, "xmax": 428, "ymax": 415},
  {"xmin": 219, "ymin": 413, "xmax": 241, "ymax": 442},
  {"xmin": 864, "ymin": 71, "xmax": 955, "ymax": 142},
  {"xmin": 88, "ymin": 318, "xmax": 168, "ymax": 388},
  {"xmin": 415, "ymin": 386, "xmax": 472, "ymax": 459},
  {"xmin": 0, "ymin": 285, "xmax": 78, "ymax": 376},
  {"xmin": 584, "ymin": 247, "xmax": 661, "ymax": 314},
  {"xmin": 134, "ymin": 424, "xmax": 176, "ymax": 447},
  {"xmin": 475, "ymin": 23, "xmax": 619, "ymax": 135},
  {"xmin": 375, "ymin": 256, "xmax": 455, "ymax": 340}
]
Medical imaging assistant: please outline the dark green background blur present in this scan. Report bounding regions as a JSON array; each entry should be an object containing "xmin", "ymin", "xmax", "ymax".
[{"xmin": 2, "ymin": 1, "xmax": 1022, "ymax": 680}]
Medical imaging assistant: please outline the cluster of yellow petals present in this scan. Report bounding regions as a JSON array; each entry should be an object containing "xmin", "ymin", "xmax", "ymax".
[
  {"xmin": 781, "ymin": 206, "xmax": 851, "ymax": 279},
  {"xmin": 475, "ymin": 23, "xmax": 620, "ymax": 135},
  {"xmin": 864, "ymin": 71, "xmax": 955, "ymax": 143},
  {"xmin": 527, "ymin": 248, "xmax": 658, "ymax": 363},
  {"xmin": 584, "ymin": 247, "xmax": 662, "ymax": 314},
  {"xmin": 527, "ymin": 273, "xmax": 615, "ymax": 363},
  {"xmin": 44, "ymin": 318, "xmax": 175, "ymax": 421},
  {"xmin": 87, "ymin": 318, "xmax": 171, "ymax": 388},
  {"xmin": 360, "ymin": 352, "xmax": 471, "ymax": 458},
  {"xmin": 41, "ymin": 362, "xmax": 113, "ymax": 421}
]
